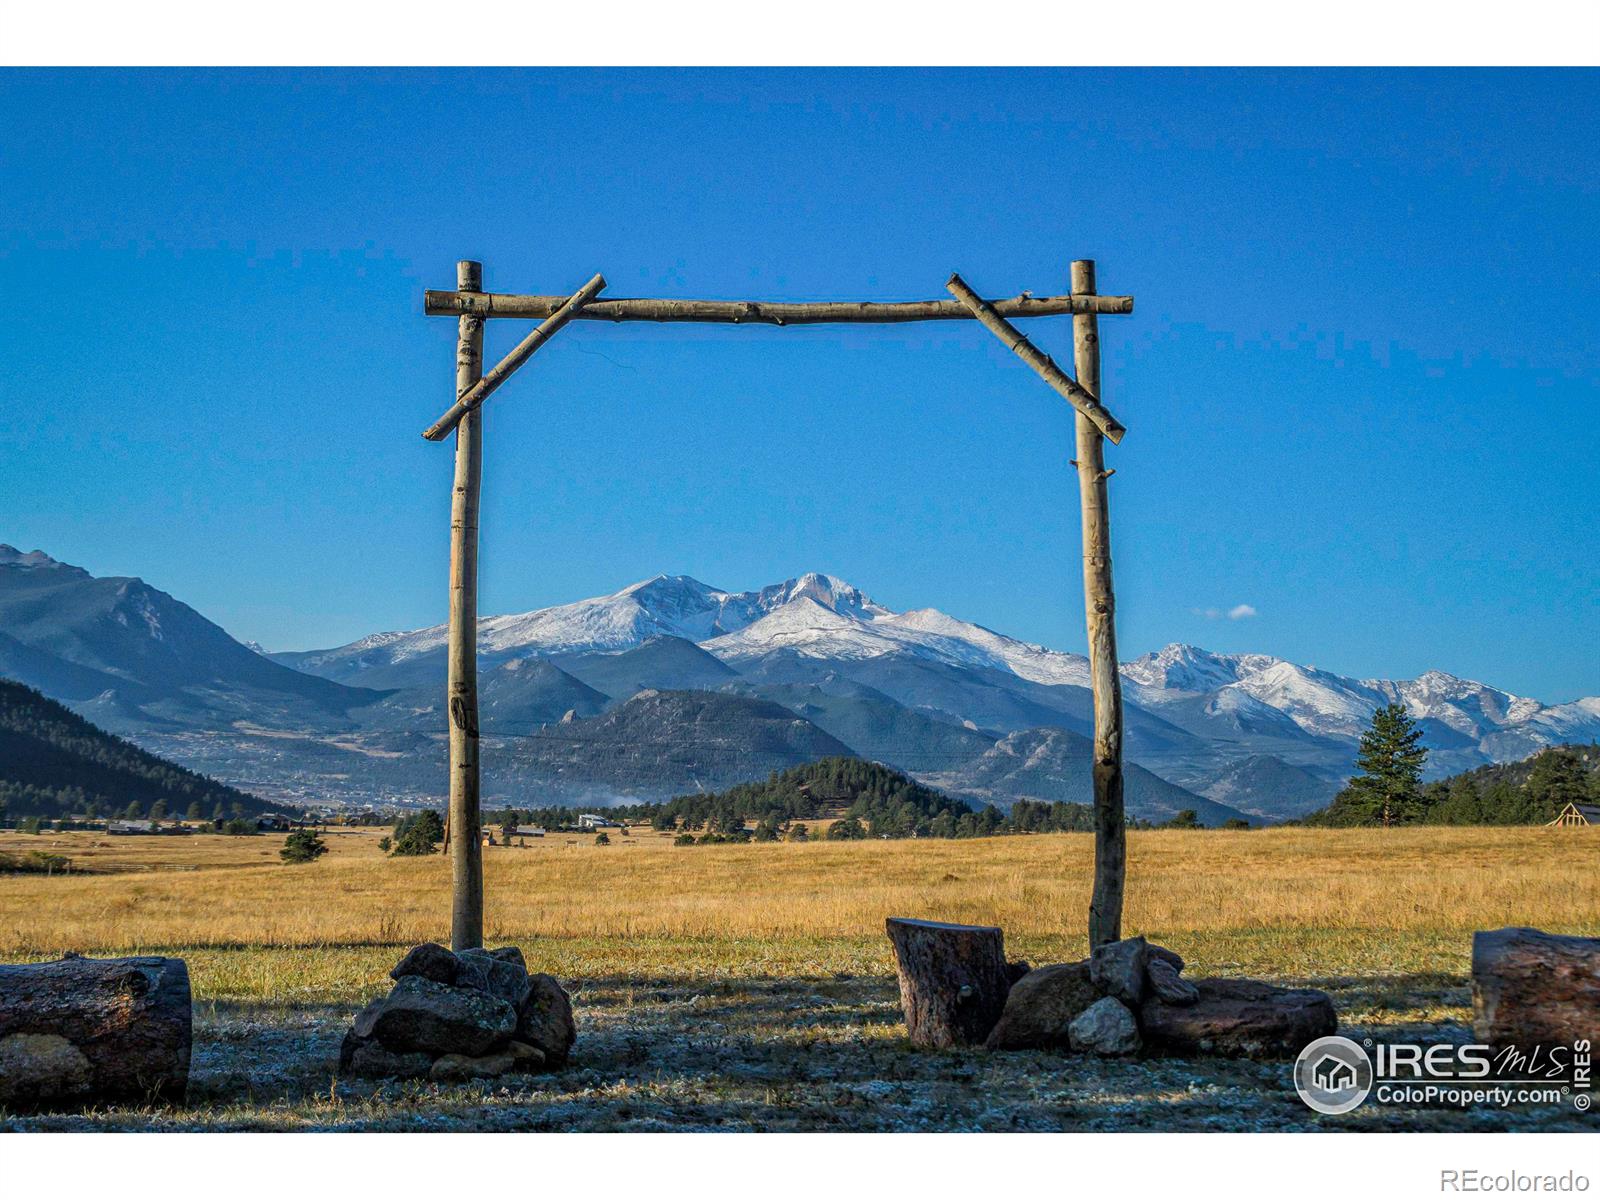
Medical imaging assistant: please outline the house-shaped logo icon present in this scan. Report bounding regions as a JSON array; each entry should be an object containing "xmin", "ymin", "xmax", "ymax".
[
  {"xmin": 1294, "ymin": 1036, "xmax": 1374, "ymax": 1115},
  {"xmin": 1312, "ymin": 1054, "xmax": 1357, "ymax": 1093}
]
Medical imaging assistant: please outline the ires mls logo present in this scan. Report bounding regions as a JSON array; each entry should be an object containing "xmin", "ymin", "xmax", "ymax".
[
  {"xmin": 1294, "ymin": 1036, "xmax": 1595, "ymax": 1115},
  {"xmin": 1295, "ymin": 1036, "xmax": 1374, "ymax": 1114}
]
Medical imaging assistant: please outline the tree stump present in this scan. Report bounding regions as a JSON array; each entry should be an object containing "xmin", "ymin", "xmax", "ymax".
[
  {"xmin": 0, "ymin": 954, "xmax": 192, "ymax": 1109},
  {"xmin": 885, "ymin": 917, "xmax": 1013, "ymax": 1048},
  {"xmin": 1473, "ymin": 927, "xmax": 1600, "ymax": 1049}
]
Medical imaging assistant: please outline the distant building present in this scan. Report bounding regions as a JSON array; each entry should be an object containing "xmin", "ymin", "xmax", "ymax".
[
  {"xmin": 483, "ymin": 826, "xmax": 546, "ymax": 844},
  {"xmin": 106, "ymin": 820, "xmax": 191, "ymax": 836},
  {"xmin": 255, "ymin": 813, "xmax": 295, "ymax": 832},
  {"xmin": 1549, "ymin": 803, "xmax": 1600, "ymax": 828},
  {"xmin": 577, "ymin": 814, "xmax": 622, "ymax": 830},
  {"xmin": 107, "ymin": 820, "xmax": 158, "ymax": 835}
]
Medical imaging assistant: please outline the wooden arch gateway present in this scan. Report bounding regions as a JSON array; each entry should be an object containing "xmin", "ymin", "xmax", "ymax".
[{"xmin": 420, "ymin": 260, "xmax": 1134, "ymax": 955}]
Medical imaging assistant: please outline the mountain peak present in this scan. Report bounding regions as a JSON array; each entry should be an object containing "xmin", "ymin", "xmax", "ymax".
[{"xmin": 0, "ymin": 545, "xmax": 85, "ymax": 575}]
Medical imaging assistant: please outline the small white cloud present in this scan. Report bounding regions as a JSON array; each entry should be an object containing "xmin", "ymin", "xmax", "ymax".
[{"xmin": 1193, "ymin": 604, "xmax": 1259, "ymax": 621}]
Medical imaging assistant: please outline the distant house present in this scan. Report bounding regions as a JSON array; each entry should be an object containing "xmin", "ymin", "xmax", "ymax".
[
  {"xmin": 577, "ymin": 814, "xmax": 622, "ymax": 830},
  {"xmin": 107, "ymin": 819, "xmax": 158, "ymax": 835},
  {"xmin": 106, "ymin": 820, "xmax": 191, "ymax": 836},
  {"xmin": 484, "ymin": 826, "xmax": 546, "ymax": 844},
  {"xmin": 1548, "ymin": 803, "xmax": 1600, "ymax": 828},
  {"xmin": 255, "ymin": 813, "xmax": 294, "ymax": 832}
]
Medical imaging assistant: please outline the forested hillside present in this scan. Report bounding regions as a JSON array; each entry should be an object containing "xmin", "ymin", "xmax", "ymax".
[
  {"xmin": 0, "ymin": 678, "xmax": 268, "ymax": 819},
  {"xmin": 1308, "ymin": 743, "xmax": 1598, "ymax": 827}
]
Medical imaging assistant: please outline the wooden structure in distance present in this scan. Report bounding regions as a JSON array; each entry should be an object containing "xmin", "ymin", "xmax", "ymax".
[{"xmin": 421, "ymin": 262, "xmax": 1133, "ymax": 952}]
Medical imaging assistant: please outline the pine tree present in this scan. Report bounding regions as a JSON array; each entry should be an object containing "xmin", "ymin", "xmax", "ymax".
[
  {"xmin": 1526, "ymin": 749, "xmax": 1592, "ymax": 823},
  {"xmin": 1347, "ymin": 703, "xmax": 1429, "ymax": 827}
]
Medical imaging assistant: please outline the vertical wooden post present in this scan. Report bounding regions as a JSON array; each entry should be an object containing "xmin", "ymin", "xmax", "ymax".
[
  {"xmin": 448, "ymin": 259, "xmax": 485, "ymax": 951},
  {"xmin": 1071, "ymin": 259, "xmax": 1126, "ymax": 948}
]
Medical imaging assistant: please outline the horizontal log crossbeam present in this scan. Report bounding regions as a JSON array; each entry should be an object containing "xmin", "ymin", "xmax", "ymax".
[
  {"xmin": 422, "ymin": 273, "xmax": 607, "ymax": 441},
  {"xmin": 946, "ymin": 273, "xmax": 1126, "ymax": 444},
  {"xmin": 424, "ymin": 290, "xmax": 1133, "ymax": 324}
]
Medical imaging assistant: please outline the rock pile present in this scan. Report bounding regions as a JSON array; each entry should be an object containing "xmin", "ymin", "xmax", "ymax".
[
  {"xmin": 339, "ymin": 943, "xmax": 574, "ymax": 1081},
  {"xmin": 985, "ymin": 935, "xmax": 1335, "ymax": 1058}
]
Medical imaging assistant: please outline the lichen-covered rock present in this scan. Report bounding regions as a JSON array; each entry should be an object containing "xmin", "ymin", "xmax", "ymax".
[
  {"xmin": 506, "ymin": 1040, "xmax": 546, "ymax": 1070},
  {"xmin": 429, "ymin": 1051, "xmax": 517, "ymax": 1082},
  {"xmin": 1139, "ymin": 978, "xmax": 1336, "ymax": 1058},
  {"xmin": 1089, "ymin": 936, "xmax": 1149, "ymax": 1006},
  {"xmin": 490, "ymin": 946, "xmax": 527, "ymax": 970},
  {"xmin": 1146, "ymin": 956, "xmax": 1199, "ymax": 1006},
  {"xmin": 348, "ymin": 1041, "xmax": 436, "ymax": 1079},
  {"xmin": 984, "ymin": 961, "xmax": 1099, "ymax": 1051},
  {"xmin": 458, "ymin": 947, "xmax": 534, "ymax": 1010},
  {"xmin": 370, "ymin": 975, "xmax": 518, "ymax": 1057},
  {"xmin": 516, "ymin": 973, "xmax": 576, "ymax": 1067},
  {"xmin": 389, "ymin": 942, "xmax": 459, "ymax": 986},
  {"xmin": 1068, "ymin": 996, "xmax": 1140, "ymax": 1056}
]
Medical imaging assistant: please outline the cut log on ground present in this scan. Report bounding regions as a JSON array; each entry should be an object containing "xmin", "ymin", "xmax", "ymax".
[
  {"xmin": 1139, "ymin": 977, "xmax": 1336, "ymax": 1058},
  {"xmin": 1473, "ymin": 927, "xmax": 1600, "ymax": 1049},
  {"xmin": 0, "ymin": 953, "xmax": 191, "ymax": 1109},
  {"xmin": 886, "ymin": 917, "xmax": 1014, "ymax": 1048}
]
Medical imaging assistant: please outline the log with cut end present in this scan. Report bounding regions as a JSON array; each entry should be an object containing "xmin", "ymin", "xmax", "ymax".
[
  {"xmin": 885, "ymin": 917, "xmax": 1014, "ymax": 1048},
  {"xmin": 0, "ymin": 954, "xmax": 192, "ymax": 1109},
  {"xmin": 1473, "ymin": 927, "xmax": 1600, "ymax": 1049}
]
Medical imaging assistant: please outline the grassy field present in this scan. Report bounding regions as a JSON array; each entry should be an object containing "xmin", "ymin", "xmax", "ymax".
[{"xmin": 2, "ymin": 824, "xmax": 1596, "ymax": 1131}]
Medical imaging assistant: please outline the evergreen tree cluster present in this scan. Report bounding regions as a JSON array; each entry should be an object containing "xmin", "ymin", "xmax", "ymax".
[
  {"xmin": 482, "ymin": 758, "xmax": 1104, "ymax": 842},
  {"xmin": 1305, "ymin": 702, "xmax": 1598, "ymax": 828}
]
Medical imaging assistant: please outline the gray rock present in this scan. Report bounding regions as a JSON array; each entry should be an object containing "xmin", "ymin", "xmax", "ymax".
[
  {"xmin": 1148, "ymin": 943, "xmax": 1185, "ymax": 973},
  {"xmin": 489, "ymin": 946, "xmax": 527, "ymax": 970},
  {"xmin": 506, "ymin": 1040, "xmax": 546, "ymax": 1071},
  {"xmin": 350, "ymin": 996, "xmax": 386, "ymax": 1041},
  {"xmin": 516, "ymin": 973, "xmax": 576, "ymax": 1067},
  {"xmin": 1146, "ymin": 956, "xmax": 1199, "ymax": 1006},
  {"xmin": 458, "ymin": 947, "xmax": 533, "ymax": 1010},
  {"xmin": 450, "ymin": 953, "xmax": 491, "ymax": 993},
  {"xmin": 984, "ymin": 961, "xmax": 1099, "ymax": 1051},
  {"xmin": 1006, "ymin": 960, "xmax": 1032, "ymax": 985},
  {"xmin": 1068, "ymin": 996, "xmax": 1141, "ymax": 1056},
  {"xmin": 348, "ymin": 1041, "xmax": 436, "ymax": 1079},
  {"xmin": 389, "ymin": 942, "xmax": 459, "ymax": 985},
  {"xmin": 1139, "ymin": 977, "xmax": 1337, "ymax": 1058},
  {"xmin": 429, "ymin": 1051, "xmax": 516, "ymax": 1082},
  {"xmin": 370, "ymin": 974, "xmax": 518, "ymax": 1057},
  {"xmin": 1089, "ymin": 936, "xmax": 1149, "ymax": 1006}
]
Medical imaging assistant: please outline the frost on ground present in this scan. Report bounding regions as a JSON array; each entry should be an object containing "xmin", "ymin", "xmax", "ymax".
[{"xmin": 3, "ymin": 973, "xmax": 1589, "ymax": 1132}]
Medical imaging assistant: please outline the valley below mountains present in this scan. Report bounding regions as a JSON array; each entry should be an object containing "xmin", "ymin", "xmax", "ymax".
[{"xmin": 4, "ymin": 545, "xmax": 1595, "ymax": 823}]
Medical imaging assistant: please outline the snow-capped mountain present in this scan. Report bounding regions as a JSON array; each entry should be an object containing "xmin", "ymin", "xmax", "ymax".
[
  {"xmin": 277, "ymin": 571, "xmax": 1599, "ymax": 809},
  {"xmin": 279, "ymin": 571, "xmax": 1093, "ymax": 691},
  {"xmin": 1122, "ymin": 644, "xmax": 1554, "ymax": 744},
  {"xmin": 8, "ymin": 547, "xmax": 1594, "ymax": 820}
]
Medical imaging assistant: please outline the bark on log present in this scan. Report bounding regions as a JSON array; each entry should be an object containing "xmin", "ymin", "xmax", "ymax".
[
  {"xmin": 424, "ymin": 290, "xmax": 1134, "ymax": 323},
  {"xmin": 448, "ymin": 259, "xmax": 485, "ymax": 952},
  {"xmin": 422, "ymin": 272, "xmax": 607, "ymax": 441},
  {"xmin": 1472, "ymin": 927, "xmax": 1600, "ymax": 1049},
  {"xmin": 0, "ymin": 954, "xmax": 191, "ymax": 1109},
  {"xmin": 1073, "ymin": 259, "xmax": 1127, "ymax": 949},
  {"xmin": 946, "ymin": 273, "xmax": 1126, "ymax": 443},
  {"xmin": 885, "ymin": 917, "xmax": 1013, "ymax": 1048}
]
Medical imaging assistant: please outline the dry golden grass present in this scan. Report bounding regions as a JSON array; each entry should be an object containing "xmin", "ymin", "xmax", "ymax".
[{"xmin": 2, "ymin": 824, "xmax": 1596, "ymax": 1006}]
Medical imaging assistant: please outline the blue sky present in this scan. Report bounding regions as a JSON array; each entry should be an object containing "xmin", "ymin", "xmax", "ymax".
[{"xmin": 1, "ymin": 69, "xmax": 1595, "ymax": 701}]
